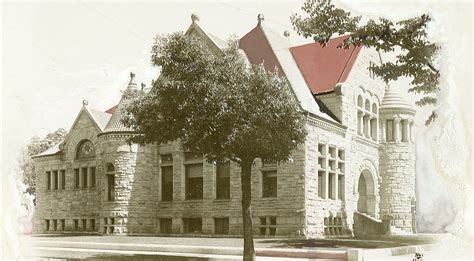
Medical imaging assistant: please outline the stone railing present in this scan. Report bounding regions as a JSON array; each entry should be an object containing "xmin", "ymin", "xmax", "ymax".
[{"xmin": 353, "ymin": 211, "xmax": 391, "ymax": 236}]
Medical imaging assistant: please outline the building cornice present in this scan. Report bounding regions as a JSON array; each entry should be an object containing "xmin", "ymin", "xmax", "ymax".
[{"xmin": 306, "ymin": 113, "xmax": 346, "ymax": 137}]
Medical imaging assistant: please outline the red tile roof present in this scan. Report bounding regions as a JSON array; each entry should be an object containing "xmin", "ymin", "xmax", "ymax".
[
  {"xmin": 290, "ymin": 36, "xmax": 362, "ymax": 94},
  {"xmin": 105, "ymin": 105, "xmax": 117, "ymax": 114},
  {"xmin": 239, "ymin": 25, "xmax": 283, "ymax": 73}
]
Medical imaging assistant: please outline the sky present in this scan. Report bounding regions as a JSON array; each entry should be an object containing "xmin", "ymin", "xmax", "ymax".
[{"xmin": 1, "ymin": 0, "xmax": 473, "ymax": 254}]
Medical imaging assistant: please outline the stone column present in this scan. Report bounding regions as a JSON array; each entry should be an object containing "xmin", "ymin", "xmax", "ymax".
[
  {"xmin": 409, "ymin": 120, "xmax": 415, "ymax": 142},
  {"xmin": 363, "ymin": 115, "xmax": 370, "ymax": 138},
  {"xmin": 394, "ymin": 117, "xmax": 401, "ymax": 143},
  {"xmin": 402, "ymin": 119, "xmax": 409, "ymax": 142},
  {"xmin": 381, "ymin": 120, "xmax": 386, "ymax": 143},
  {"xmin": 358, "ymin": 111, "xmax": 363, "ymax": 135}
]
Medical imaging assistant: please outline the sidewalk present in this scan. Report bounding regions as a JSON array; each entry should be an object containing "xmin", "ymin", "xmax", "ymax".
[{"xmin": 19, "ymin": 234, "xmax": 440, "ymax": 260}]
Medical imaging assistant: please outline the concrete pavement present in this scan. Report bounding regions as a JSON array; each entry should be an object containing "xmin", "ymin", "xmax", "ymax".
[{"xmin": 18, "ymin": 234, "xmax": 445, "ymax": 260}]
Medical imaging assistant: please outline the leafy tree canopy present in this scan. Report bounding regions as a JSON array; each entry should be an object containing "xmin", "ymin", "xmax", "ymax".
[
  {"xmin": 19, "ymin": 128, "xmax": 67, "ymax": 196},
  {"xmin": 122, "ymin": 32, "xmax": 307, "ymax": 164},
  {"xmin": 291, "ymin": 0, "xmax": 440, "ymax": 124}
]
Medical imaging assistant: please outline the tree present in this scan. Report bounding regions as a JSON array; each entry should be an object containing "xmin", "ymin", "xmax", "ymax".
[
  {"xmin": 291, "ymin": 0, "xmax": 440, "ymax": 124},
  {"xmin": 19, "ymin": 128, "xmax": 67, "ymax": 198},
  {"xmin": 122, "ymin": 33, "xmax": 307, "ymax": 260}
]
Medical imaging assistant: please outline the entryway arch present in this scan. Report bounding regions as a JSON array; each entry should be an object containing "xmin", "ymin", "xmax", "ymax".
[{"xmin": 354, "ymin": 160, "xmax": 380, "ymax": 219}]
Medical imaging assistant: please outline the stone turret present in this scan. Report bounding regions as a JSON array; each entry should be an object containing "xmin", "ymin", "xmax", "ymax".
[
  {"xmin": 378, "ymin": 87, "xmax": 416, "ymax": 234},
  {"xmin": 98, "ymin": 72, "xmax": 140, "ymax": 234}
]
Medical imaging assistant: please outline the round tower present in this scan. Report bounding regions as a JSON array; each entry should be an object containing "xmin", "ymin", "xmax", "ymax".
[
  {"xmin": 97, "ymin": 72, "xmax": 140, "ymax": 235},
  {"xmin": 378, "ymin": 87, "xmax": 416, "ymax": 234}
]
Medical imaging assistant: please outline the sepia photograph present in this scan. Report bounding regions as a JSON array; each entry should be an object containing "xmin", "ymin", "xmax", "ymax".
[{"xmin": 1, "ymin": 0, "xmax": 472, "ymax": 260}]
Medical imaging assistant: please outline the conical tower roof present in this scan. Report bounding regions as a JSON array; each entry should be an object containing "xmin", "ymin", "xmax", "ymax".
[
  {"xmin": 103, "ymin": 72, "xmax": 138, "ymax": 133},
  {"xmin": 380, "ymin": 87, "xmax": 416, "ymax": 114}
]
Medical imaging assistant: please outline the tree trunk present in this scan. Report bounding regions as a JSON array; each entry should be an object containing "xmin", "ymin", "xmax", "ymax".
[{"xmin": 240, "ymin": 160, "xmax": 255, "ymax": 261}]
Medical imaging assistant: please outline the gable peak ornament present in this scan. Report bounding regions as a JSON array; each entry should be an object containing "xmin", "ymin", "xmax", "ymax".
[
  {"xmin": 191, "ymin": 13, "xmax": 200, "ymax": 23},
  {"xmin": 257, "ymin": 13, "xmax": 264, "ymax": 24}
]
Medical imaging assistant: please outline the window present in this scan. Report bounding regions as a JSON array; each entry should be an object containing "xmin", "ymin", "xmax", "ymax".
[
  {"xmin": 52, "ymin": 219, "xmax": 57, "ymax": 231},
  {"xmin": 262, "ymin": 170, "xmax": 277, "ymax": 198},
  {"xmin": 161, "ymin": 154, "xmax": 173, "ymax": 202},
  {"xmin": 107, "ymin": 175, "xmax": 115, "ymax": 201},
  {"xmin": 259, "ymin": 217, "xmax": 276, "ymax": 236},
  {"xmin": 106, "ymin": 163, "xmax": 115, "ymax": 172},
  {"xmin": 45, "ymin": 219, "xmax": 50, "ymax": 231},
  {"xmin": 160, "ymin": 218, "xmax": 172, "ymax": 234},
  {"xmin": 82, "ymin": 219, "xmax": 87, "ymax": 231},
  {"xmin": 386, "ymin": 119, "xmax": 394, "ymax": 142},
  {"xmin": 76, "ymin": 140, "xmax": 95, "ymax": 159},
  {"xmin": 318, "ymin": 171, "xmax": 325, "ymax": 198},
  {"xmin": 74, "ymin": 169, "xmax": 79, "ymax": 188},
  {"xmin": 46, "ymin": 171, "xmax": 51, "ymax": 190},
  {"xmin": 161, "ymin": 154, "xmax": 173, "ymax": 164},
  {"xmin": 338, "ymin": 175, "xmax": 344, "ymax": 200},
  {"xmin": 90, "ymin": 219, "xmax": 95, "ymax": 231},
  {"xmin": 53, "ymin": 170, "xmax": 58, "ymax": 190},
  {"xmin": 161, "ymin": 166, "xmax": 173, "ymax": 201},
  {"xmin": 216, "ymin": 162, "xmax": 230, "ymax": 199},
  {"xmin": 103, "ymin": 217, "xmax": 115, "ymax": 234},
  {"xmin": 183, "ymin": 218, "xmax": 202, "ymax": 233},
  {"xmin": 185, "ymin": 164, "xmax": 203, "ymax": 200},
  {"xmin": 214, "ymin": 218, "xmax": 229, "ymax": 234},
  {"xmin": 60, "ymin": 170, "xmax": 66, "ymax": 189},
  {"xmin": 328, "ymin": 173, "xmax": 335, "ymax": 199},
  {"xmin": 90, "ymin": 167, "xmax": 96, "ymax": 187},
  {"xmin": 60, "ymin": 219, "xmax": 65, "ymax": 231},
  {"xmin": 324, "ymin": 217, "xmax": 344, "ymax": 236},
  {"xmin": 73, "ymin": 219, "xmax": 79, "ymax": 231},
  {"xmin": 81, "ymin": 167, "xmax": 88, "ymax": 188}
]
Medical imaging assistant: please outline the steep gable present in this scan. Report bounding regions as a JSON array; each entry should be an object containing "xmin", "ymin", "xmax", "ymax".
[{"xmin": 290, "ymin": 36, "xmax": 363, "ymax": 94}]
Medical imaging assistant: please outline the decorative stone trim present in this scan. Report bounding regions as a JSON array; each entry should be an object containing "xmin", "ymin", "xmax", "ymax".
[
  {"xmin": 354, "ymin": 136, "xmax": 380, "ymax": 149},
  {"xmin": 379, "ymin": 108, "xmax": 416, "ymax": 116},
  {"xmin": 306, "ymin": 114, "xmax": 346, "ymax": 137}
]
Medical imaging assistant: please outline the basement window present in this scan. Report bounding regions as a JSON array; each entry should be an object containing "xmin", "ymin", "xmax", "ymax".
[{"xmin": 183, "ymin": 218, "xmax": 202, "ymax": 233}]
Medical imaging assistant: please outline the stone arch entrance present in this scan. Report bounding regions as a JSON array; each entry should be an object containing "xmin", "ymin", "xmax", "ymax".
[{"xmin": 357, "ymin": 169, "xmax": 377, "ymax": 217}]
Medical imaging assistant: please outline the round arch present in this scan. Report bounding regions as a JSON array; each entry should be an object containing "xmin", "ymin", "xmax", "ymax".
[{"xmin": 354, "ymin": 159, "xmax": 380, "ymax": 218}]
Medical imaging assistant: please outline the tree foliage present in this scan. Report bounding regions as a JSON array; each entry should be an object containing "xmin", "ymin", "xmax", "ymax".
[
  {"xmin": 122, "ymin": 32, "xmax": 307, "ymax": 163},
  {"xmin": 291, "ymin": 0, "xmax": 440, "ymax": 124},
  {"xmin": 122, "ymin": 32, "xmax": 306, "ymax": 260},
  {"xmin": 19, "ymin": 128, "xmax": 67, "ymax": 197}
]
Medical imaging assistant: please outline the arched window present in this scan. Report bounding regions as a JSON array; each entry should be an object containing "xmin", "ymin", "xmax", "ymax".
[
  {"xmin": 106, "ymin": 163, "xmax": 115, "ymax": 172},
  {"xmin": 357, "ymin": 96, "xmax": 363, "ymax": 107},
  {"xmin": 372, "ymin": 103, "xmax": 377, "ymax": 114},
  {"xmin": 76, "ymin": 140, "xmax": 95, "ymax": 159},
  {"xmin": 364, "ymin": 99, "xmax": 370, "ymax": 111}
]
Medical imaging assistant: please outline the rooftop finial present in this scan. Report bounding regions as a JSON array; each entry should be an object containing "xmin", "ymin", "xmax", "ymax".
[
  {"xmin": 82, "ymin": 99, "xmax": 89, "ymax": 106},
  {"xmin": 283, "ymin": 30, "xmax": 290, "ymax": 38},
  {"xmin": 257, "ymin": 13, "xmax": 264, "ymax": 24},
  {"xmin": 130, "ymin": 72, "xmax": 135, "ymax": 79},
  {"xmin": 191, "ymin": 13, "xmax": 200, "ymax": 23}
]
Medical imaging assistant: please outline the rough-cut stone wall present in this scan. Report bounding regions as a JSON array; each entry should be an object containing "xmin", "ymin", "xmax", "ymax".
[
  {"xmin": 379, "ymin": 142, "xmax": 416, "ymax": 233},
  {"xmin": 34, "ymin": 111, "xmax": 102, "ymax": 233},
  {"xmin": 156, "ymin": 141, "xmax": 306, "ymax": 236},
  {"xmin": 98, "ymin": 134, "xmax": 158, "ymax": 235}
]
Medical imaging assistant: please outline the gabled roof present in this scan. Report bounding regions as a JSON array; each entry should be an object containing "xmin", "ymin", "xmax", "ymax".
[
  {"xmin": 185, "ymin": 15, "xmax": 226, "ymax": 53},
  {"xmin": 239, "ymin": 17, "xmax": 337, "ymax": 123},
  {"xmin": 31, "ymin": 103, "xmax": 111, "ymax": 158},
  {"xmin": 31, "ymin": 142, "xmax": 62, "ymax": 158},
  {"xmin": 87, "ymin": 107, "xmax": 112, "ymax": 131},
  {"xmin": 290, "ymin": 35, "xmax": 363, "ymax": 94}
]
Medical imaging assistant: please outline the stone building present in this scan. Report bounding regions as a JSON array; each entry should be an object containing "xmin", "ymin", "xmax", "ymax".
[{"xmin": 32, "ymin": 14, "xmax": 417, "ymax": 237}]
